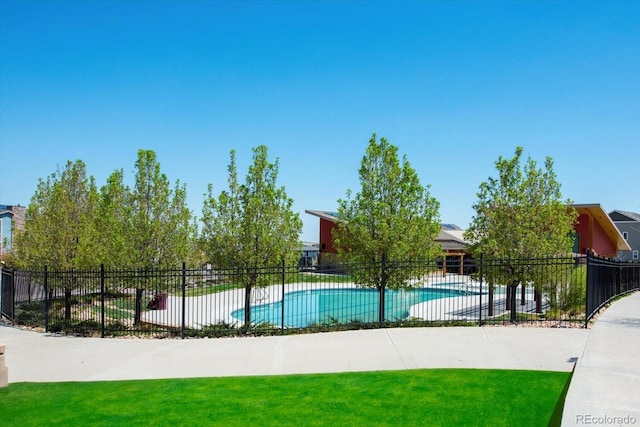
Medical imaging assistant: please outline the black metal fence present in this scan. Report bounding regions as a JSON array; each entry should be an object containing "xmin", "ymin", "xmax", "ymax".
[
  {"xmin": 1, "ymin": 267, "xmax": 15, "ymax": 319},
  {"xmin": 1, "ymin": 254, "xmax": 638, "ymax": 338},
  {"xmin": 586, "ymin": 252, "xmax": 640, "ymax": 323}
]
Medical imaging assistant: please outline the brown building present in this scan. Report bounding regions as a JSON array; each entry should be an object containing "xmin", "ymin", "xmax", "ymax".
[
  {"xmin": 305, "ymin": 210, "xmax": 470, "ymax": 271},
  {"xmin": 0, "ymin": 204, "xmax": 26, "ymax": 255}
]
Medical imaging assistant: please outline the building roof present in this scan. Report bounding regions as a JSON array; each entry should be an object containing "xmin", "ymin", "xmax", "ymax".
[
  {"xmin": 301, "ymin": 242, "xmax": 319, "ymax": 252},
  {"xmin": 572, "ymin": 204, "xmax": 632, "ymax": 252},
  {"xmin": 441, "ymin": 224, "xmax": 463, "ymax": 230},
  {"xmin": 306, "ymin": 209, "xmax": 468, "ymax": 250},
  {"xmin": 609, "ymin": 210, "xmax": 640, "ymax": 222},
  {"xmin": 305, "ymin": 210, "xmax": 341, "ymax": 222},
  {"xmin": 436, "ymin": 229, "xmax": 468, "ymax": 251},
  {"xmin": 439, "ymin": 229, "xmax": 467, "ymax": 242}
]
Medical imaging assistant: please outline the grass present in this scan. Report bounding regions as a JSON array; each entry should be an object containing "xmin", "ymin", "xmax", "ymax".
[
  {"xmin": 185, "ymin": 272, "xmax": 354, "ymax": 297},
  {"xmin": 184, "ymin": 282, "xmax": 244, "ymax": 296},
  {"xmin": 0, "ymin": 369, "xmax": 571, "ymax": 426}
]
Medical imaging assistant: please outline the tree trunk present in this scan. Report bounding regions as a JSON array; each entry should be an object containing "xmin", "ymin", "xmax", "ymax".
[
  {"xmin": 488, "ymin": 286, "xmax": 494, "ymax": 317},
  {"xmin": 379, "ymin": 285, "xmax": 386, "ymax": 324},
  {"xmin": 520, "ymin": 283, "xmax": 526, "ymax": 306},
  {"xmin": 379, "ymin": 255, "xmax": 388, "ymax": 324},
  {"xmin": 535, "ymin": 288, "xmax": 542, "ymax": 313},
  {"xmin": 65, "ymin": 289, "xmax": 72, "ymax": 320},
  {"xmin": 509, "ymin": 284, "xmax": 518, "ymax": 323},
  {"xmin": 244, "ymin": 285, "xmax": 252, "ymax": 326},
  {"xmin": 134, "ymin": 288, "xmax": 144, "ymax": 325}
]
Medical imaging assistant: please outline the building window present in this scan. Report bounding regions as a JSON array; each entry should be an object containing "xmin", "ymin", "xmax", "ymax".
[
  {"xmin": 623, "ymin": 231, "xmax": 629, "ymax": 240},
  {"xmin": 633, "ymin": 250, "xmax": 639, "ymax": 261}
]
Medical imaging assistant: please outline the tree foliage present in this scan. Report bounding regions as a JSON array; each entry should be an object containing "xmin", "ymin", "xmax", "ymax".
[
  {"xmin": 465, "ymin": 146, "xmax": 576, "ymax": 258},
  {"xmin": 201, "ymin": 145, "xmax": 303, "ymax": 325},
  {"xmin": 333, "ymin": 134, "xmax": 442, "ymax": 292},
  {"xmin": 93, "ymin": 169, "xmax": 132, "ymax": 268},
  {"xmin": 464, "ymin": 146, "xmax": 578, "ymax": 320},
  {"xmin": 14, "ymin": 160, "xmax": 99, "ymax": 319},
  {"xmin": 129, "ymin": 150, "xmax": 194, "ymax": 268},
  {"xmin": 126, "ymin": 150, "xmax": 195, "ymax": 323},
  {"xmin": 15, "ymin": 160, "xmax": 98, "ymax": 270},
  {"xmin": 14, "ymin": 151, "xmax": 196, "ymax": 324}
]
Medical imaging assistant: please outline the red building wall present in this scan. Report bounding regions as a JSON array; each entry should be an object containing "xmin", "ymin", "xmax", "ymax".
[
  {"xmin": 574, "ymin": 213, "xmax": 617, "ymax": 256},
  {"xmin": 319, "ymin": 218, "xmax": 338, "ymax": 254}
]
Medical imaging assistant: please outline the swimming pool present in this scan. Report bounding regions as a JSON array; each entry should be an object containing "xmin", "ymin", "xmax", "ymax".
[{"xmin": 231, "ymin": 287, "xmax": 468, "ymax": 328}]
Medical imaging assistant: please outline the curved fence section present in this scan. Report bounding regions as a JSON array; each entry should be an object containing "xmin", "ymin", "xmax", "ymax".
[{"xmin": 1, "ymin": 255, "xmax": 638, "ymax": 338}]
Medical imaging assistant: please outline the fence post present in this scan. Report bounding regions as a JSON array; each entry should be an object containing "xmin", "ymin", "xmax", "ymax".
[
  {"xmin": 281, "ymin": 259, "xmax": 285, "ymax": 333},
  {"xmin": 44, "ymin": 265, "xmax": 49, "ymax": 333},
  {"xmin": 100, "ymin": 264, "xmax": 105, "ymax": 338},
  {"xmin": 478, "ymin": 254, "xmax": 483, "ymax": 326},
  {"xmin": 379, "ymin": 257, "xmax": 387, "ymax": 325},
  {"xmin": 27, "ymin": 272, "xmax": 31, "ymax": 304},
  {"xmin": 585, "ymin": 251, "xmax": 591, "ymax": 328},
  {"xmin": 0, "ymin": 267, "xmax": 16, "ymax": 321},
  {"xmin": 617, "ymin": 261, "xmax": 622, "ymax": 295},
  {"xmin": 9, "ymin": 268, "xmax": 16, "ymax": 321},
  {"xmin": 181, "ymin": 262, "xmax": 186, "ymax": 339}
]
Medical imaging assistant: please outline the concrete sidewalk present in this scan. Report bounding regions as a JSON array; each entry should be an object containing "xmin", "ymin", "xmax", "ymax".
[
  {"xmin": 3, "ymin": 293, "xmax": 639, "ymax": 424},
  {"xmin": 0, "ymin": 324, "xmax": 586, "ymax": 383},
  {"xmin": 561, "ymin": 291, "xmax": 640, "ymax": 427}
]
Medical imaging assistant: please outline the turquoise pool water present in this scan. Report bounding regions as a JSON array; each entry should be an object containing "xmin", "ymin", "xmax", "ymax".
[{"xmin": 231, "ymin": 287, "xmax": 467, "ymax": 328}]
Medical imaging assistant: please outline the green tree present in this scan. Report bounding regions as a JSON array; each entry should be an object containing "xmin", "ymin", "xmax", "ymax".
[
  {"xmin": 128, "ymin": 150, "xmax": 195, "ymax": 324},
  {"xmin": 14, "ymin": 175, "xmax": 56, "ymax": 269},
  {"xmin": 201, "ymin": 146, "xmax": 302, "ymax": 326},
  {"xmin": 464, "ymin": 146, "xmax": 577, "ymax": 321},
  {"xmin": 15, "ymin": 160, "xmax": 99, "ymax": 318},
  {"xmin": 93, "ymin": 169, "xmax": 132, "ymax": 268},
  {"xmin": 332, "ymin": 134, "xmax": 442, "ymax": 322}
]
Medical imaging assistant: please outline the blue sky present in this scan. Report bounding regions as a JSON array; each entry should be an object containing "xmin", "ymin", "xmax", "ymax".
[{"xmin": 1, "ymin": 0, "xmax": 639, "ymax": 242}]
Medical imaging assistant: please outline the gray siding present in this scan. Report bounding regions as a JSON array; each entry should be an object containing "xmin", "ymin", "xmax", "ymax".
[{"xmin": 614, "ymin": 222, "xmax": 640, "ymax": 261}]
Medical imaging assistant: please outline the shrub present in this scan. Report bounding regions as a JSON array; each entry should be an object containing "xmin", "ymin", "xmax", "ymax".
[
  {"xmin": 558, "ymin": 265, "xmax": 586, "ymax": 316},
  {"xmin": 49, "ymin": 319, "xmax": 100, "ymax": 336},
  {"xmin": 14, "ymin": 301, "xmax": 46, "ymax": 327}
]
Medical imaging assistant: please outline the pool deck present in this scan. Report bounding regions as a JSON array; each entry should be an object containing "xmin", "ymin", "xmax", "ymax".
[
  {"xmin": 1, "ymin": 292, "xmax": 638, "ymax": 426},
  {"xmin": 139, "ymin": 274, "xmax": 533, "ymax": 328}
]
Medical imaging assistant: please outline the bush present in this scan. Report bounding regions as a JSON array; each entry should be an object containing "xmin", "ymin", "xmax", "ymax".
[
  {"xmin": 14, "ymin": 301, "xmax": 46, "ymax": 327},
  {"xmin": 49, "ymin": 319, "xmax": 100, "ymax": 336},
  {"xmin": 557, "ymin": 265, "xmax": 586, "ymax": 316},
  {"xmin": 103, "ymin": 321, "xmax": 129, "ymax": 336},
  {"xmin": 190, "ymin": 321, "xmax": 238, "ymax": 338}
]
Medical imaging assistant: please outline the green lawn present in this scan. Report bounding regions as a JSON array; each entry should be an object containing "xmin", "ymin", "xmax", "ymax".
[
  {"xmin": 0, "ymin": 369, "xmax": 570, "ymax": 426},
  {"xmin": 185, "ymin": 272, "xmax": 354, "ymax": 296}
]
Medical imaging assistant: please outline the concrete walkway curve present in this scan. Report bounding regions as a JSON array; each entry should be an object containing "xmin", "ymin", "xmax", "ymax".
[
  {"xmin": 2, "ymin": 293, "xmax": 639, "ymax": 426},
  {"xmin": 1, "ymin": 324, "xmax": 585, "ymax": 383},
  {"xmin": 561, "ymin": 291, "xmax": 640, "ymax": 426}
]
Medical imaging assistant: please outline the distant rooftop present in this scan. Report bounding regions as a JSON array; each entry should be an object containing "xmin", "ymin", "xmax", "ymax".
[
  {"xmin": 441, "ymin": 224, "xmax": 462, "ymax": 230},
  {"xmin": 610, "ymin": 210, "xmax": 640, "ymax": 222},
  {"xmin": 306, "ymin": 210, "xmax": 463, "ymax": 232}
]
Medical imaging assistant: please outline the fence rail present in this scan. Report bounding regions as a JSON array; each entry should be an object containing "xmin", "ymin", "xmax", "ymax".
[
  {"xmin": 1, "ymin": 254, "xmax": 638, "ymax": 338},
  {"xmin": 586, "ymin": 252, "xmax": 640, "ymax": 323}
]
